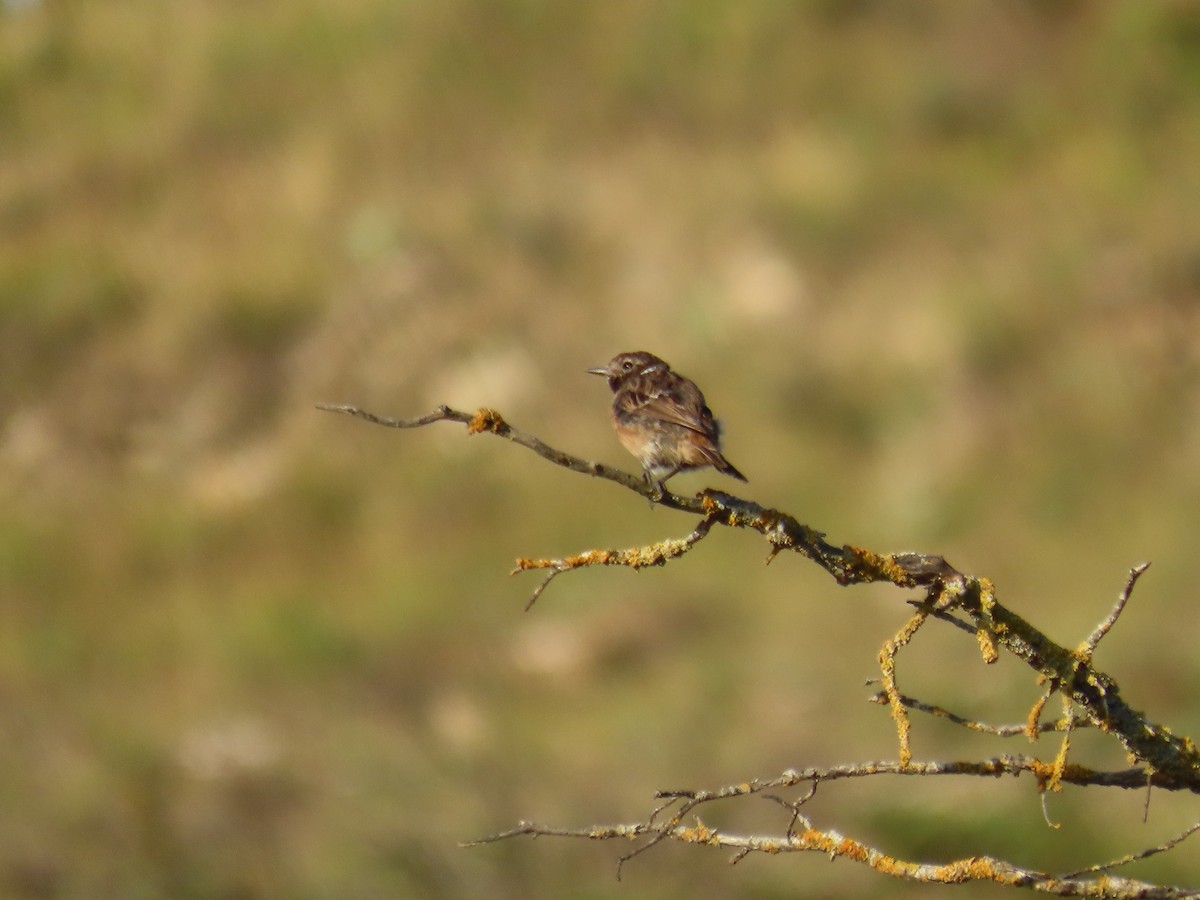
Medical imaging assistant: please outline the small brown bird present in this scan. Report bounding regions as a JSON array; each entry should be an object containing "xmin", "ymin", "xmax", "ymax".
[{"xmin": 588, "ymin": 351, "xmax": 747, "ymax": 493}]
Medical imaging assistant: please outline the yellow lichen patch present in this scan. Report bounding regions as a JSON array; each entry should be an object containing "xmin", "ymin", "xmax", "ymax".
[
  {"xmin": 1025, "ymin": 692, "xmax": 1048, "ymax": 741},
  {"xmin": 622, "ymin": 540, "xmax": 677, "ymax": 569},
  {"xmin": 679, "ymin": 820, "xmax": 718, "ymax": 845},
  {"xmin": 877, "ymin": 632, "xmax": 914, "ymax": 767},
  {"xmin": 959, "ymin": 857, "xmax": 1023, "ymax": 886},
  {"xmin": 871, "ymin": 852, "xmax": 920, "ymax": 878},
  {"xmin": 467, "ymin": 407, "xmax": 507, "ymax": 434},
  {"xmin": 792, "ymin": 828, "xmax": 832, "ymax": 853},
  {"xmin": 552, "ymin": 550, "xmax": 593, "ymax": 569},
  {"xmin": 847, "ymin": 547, "xmax": 914, "ymax": 586},
  {"xmin": 976, "ymin": 577, "xmax": 996, "ymax": 605},
  {"xmin": 975, "ymin": 627, "xmax": 999, "ymax": 664},
  {"xmin": 1026, "ymin": 756, "xmax": 1098, "ymax": 794},
  {"xmin": 835, "ymin": 836, "xmax": 870, "ymax": 863},
  {"xmin": 1047, "ymin": 732, "xmax": 1071, "ymax": 793}
]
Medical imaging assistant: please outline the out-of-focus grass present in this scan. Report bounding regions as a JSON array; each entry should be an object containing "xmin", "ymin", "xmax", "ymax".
[{"xmin": 2, "ymin": 1, "xmax": 1199, "ymax": 897}]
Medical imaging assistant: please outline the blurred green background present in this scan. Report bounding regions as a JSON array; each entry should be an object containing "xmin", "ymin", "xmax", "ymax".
[{"xmin": 3, "ymin": 1, "xmax": 1200, "ymax": 897}]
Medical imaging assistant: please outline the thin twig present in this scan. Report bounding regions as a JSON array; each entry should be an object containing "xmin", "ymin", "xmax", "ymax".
[
  {"xmin": 465, "ymin": 767, "xmax": 1200, "ymax": 895},
  {"xmin": 464, "ymin": 757, "xmax": 1179, "ymax": 856},
  {"xmin": 1081, "ymin": 563, "xmax": 1152, "ymax": 658},
  {"xmin": 763, "ymin": 779, "xmax": 818, "ymax": 838},
  {"xmin": 866, "ymin": 691, "xmax": 1094, "ymax": 737},
  {"xmin": 317, "ymin": 403, "xmax": 691, "ymax": 508},
  {"xmin": 1059, "ymin": 819, "xmax": 1200, "ymax": 879}
]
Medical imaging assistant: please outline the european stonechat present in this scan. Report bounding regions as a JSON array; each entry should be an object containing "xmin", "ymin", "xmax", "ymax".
[{"xmin": 588, "ymin": 351, "xmax": 747, "ymax": 493}]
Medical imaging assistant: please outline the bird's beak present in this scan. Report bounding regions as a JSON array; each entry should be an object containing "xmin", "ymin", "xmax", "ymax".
[{"xmin": 586, "ymin": 366, "xmax": 608, "ymax": 377}]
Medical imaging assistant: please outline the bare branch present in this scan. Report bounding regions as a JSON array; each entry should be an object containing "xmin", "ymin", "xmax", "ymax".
[
  {"xmin": 1080, "ymin": 562, "xmax": 1152, "ymax": 658},
  {"xmin": 762, "ymin": 780, "xmax": 819, "ymax": 838},
  {"xmin": 1060, "ymin": 819, "xmax": 1200, "ymax": 879},
  {"xmin": 467, "ymin": 757, "xmax": 1185, "ymax": 857},
  {"xmin": 317, "ymin": 403, "xmax": 687, "ymax": 507},
  {"xmin": 866, "ymin": 691, "xmax": 1095, "ymax": 737}
]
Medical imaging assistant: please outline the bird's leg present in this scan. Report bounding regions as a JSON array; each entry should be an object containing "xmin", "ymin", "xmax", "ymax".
[
  {"xmin": 642, "ymin": 470, "xmax": 665, "ymax": 501},
  {"xmin": 644, "ymin": 465, "xmax": 682, "ymax": 502}
]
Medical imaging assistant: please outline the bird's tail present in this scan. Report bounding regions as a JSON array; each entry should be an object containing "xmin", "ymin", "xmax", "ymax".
[{"xmin": 717, "ymin": 455, "xmax": 748, "ymax": 483}]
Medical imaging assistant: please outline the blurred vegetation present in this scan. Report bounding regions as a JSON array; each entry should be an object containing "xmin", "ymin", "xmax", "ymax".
[{"xmin": 2, "ymin": 1, "xmax": 1199, "ymax": 897}]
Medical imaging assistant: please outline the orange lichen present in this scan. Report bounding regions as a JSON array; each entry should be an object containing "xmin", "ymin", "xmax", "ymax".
[
  {"xmin": 1047, "ymin": 731, "xmax": 1071, "ymax": 793},
  {"xmin": 836, "ymin": 836, "xmax": 869, "ymax": 862},
  {"xmin": 678, "ymin": 820, "xmax": 718, "ymax": 845},
  {"xmin": 1025, "ymin": 692, "xmax": 1049, "ymax": 741},
  {"xmin": 975, "ymin": 627, "xmax": 999, "ymax": 664},
  {"xmin": 844, "ymin": 547, "xmax": 916, "ymax": 587},
  {"xmin": 467, "ymin": 407, "xmax": 507, "ymax": 434},
  {"xmin": 957, "ymin": 857, "xmax": 1023, "ymax": 886}
]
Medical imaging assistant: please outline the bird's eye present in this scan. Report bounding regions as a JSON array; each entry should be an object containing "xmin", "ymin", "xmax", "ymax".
[{"xmin": 622, "ymin": 361, "xmax": 634, "ymax": 370}]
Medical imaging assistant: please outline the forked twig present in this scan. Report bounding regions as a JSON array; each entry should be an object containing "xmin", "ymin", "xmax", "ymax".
[
  {"xmin": 512, "ymin": 514, "xmax": 719, "ymax": 609},
  {"xmin": 1060, "ymin": 819, "xmax": 1200, "ymax": 879}
]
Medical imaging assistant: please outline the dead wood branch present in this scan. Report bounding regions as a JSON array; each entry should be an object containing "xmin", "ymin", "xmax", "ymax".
[
  {"xmin": 464, "ymin": 760, "xmax": 1200, "ymax": 896},
  {"xmin": 321, "ymin": 402, "xmax": 1200, "ymax": 893}
]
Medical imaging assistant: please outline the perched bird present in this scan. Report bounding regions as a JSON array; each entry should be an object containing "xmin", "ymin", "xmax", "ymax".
[{"xmin": 588, "ymin": 351, "xmax": 747, "ymax": 494}]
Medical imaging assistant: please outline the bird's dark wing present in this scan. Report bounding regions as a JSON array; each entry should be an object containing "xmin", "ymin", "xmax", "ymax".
[{"xmin": 618, "ymin": 375, "xmax": 718, "ymax": 438}]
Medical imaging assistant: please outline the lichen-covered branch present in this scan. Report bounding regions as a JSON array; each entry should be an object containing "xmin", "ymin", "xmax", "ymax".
[
  {"xmin": 318, "ymin": 402, "xmax": 1200, "ymax": 792},
  {"xmin": 512, "ymin": 514, "xmax": 719, "ymax": 609},
  {"xmin": 466, "ymin": 817, "xmax": 1199, "ymax": 898},
  {"xmin": 464, "ymin": 760, "xmax": 1200, "ymax": 896},
  {"xmin": 321, "ymin": 402, "xmax": 1200, "ymax": 892},
  {"xmin": 316, "ymin": 403, "xmax": 670, "ymax": 503}
]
